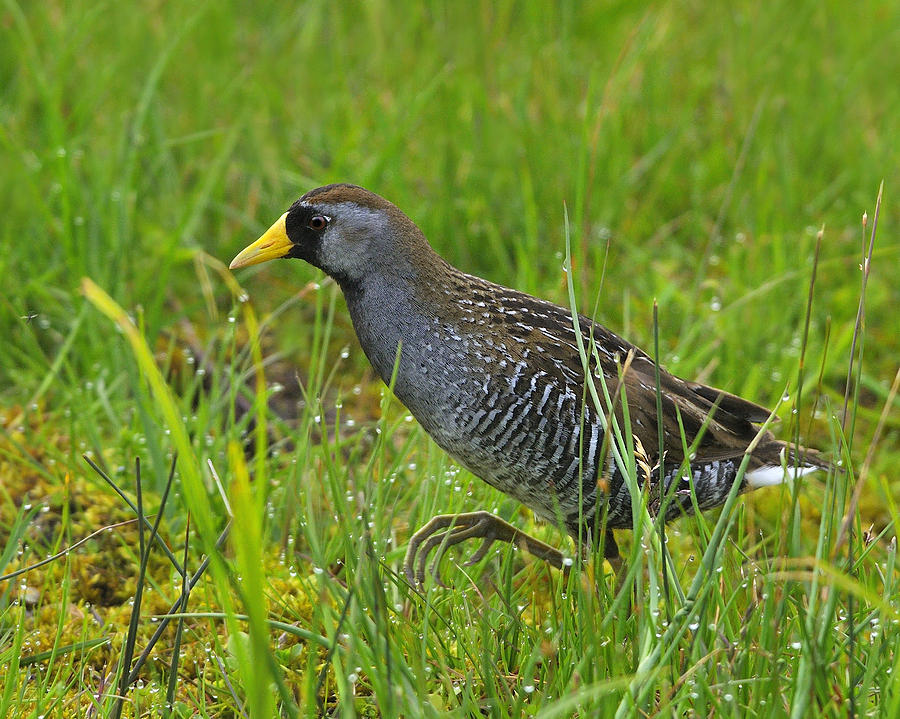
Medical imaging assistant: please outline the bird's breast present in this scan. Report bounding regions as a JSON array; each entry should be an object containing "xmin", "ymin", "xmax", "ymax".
[{"xmin": 345, "ymin": 284, "xmax": 606, "ymax": 521}]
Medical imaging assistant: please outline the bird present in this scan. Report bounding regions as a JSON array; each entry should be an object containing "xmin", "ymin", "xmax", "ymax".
[{"xmin": 229, "ymin": 183, "xmax": 827, "ymax": 586}]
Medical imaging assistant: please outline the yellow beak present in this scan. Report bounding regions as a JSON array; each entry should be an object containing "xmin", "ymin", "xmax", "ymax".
[{"xmin": 229, "ymin": 212, "xmax": 292, "ymax": 269}]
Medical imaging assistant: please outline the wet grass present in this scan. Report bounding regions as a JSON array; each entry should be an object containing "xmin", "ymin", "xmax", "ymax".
[{"xmin": 1, "ymin": 0, "xmax": 899, "ymax": 716}]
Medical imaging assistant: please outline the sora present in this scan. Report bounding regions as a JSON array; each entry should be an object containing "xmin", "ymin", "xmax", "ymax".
[{"xmin": 230, "ymin": 184, "xmax": 826, "ymax": 585}]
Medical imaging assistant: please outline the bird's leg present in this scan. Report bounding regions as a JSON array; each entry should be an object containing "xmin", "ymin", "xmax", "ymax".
[
  {"xmin": 601, "ymin": 529, "xmax": 627, "ymax": 593},
  {"xmin": 403, "ymin": 511, "xmax": 569, "ymax": 587},
  {"xmin": 601, "ymin": 529, "xmax": 623, "ymax": 572}
]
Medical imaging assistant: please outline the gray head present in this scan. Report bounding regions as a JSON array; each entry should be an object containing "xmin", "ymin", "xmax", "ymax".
[{"xmin": 230, "ymin": 184, "xmax": 444, "ymax": 288}]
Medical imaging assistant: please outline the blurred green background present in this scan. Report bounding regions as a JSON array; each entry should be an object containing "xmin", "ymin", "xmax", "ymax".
[{"xmin": 3, "ymin": 0, "xmax": 897, "ymax": 414}]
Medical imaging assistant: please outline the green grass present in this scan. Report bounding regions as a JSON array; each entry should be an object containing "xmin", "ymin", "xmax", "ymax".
[{"xmin": 2, "ymin": 0, "xmax": 899, "ymax": 716}]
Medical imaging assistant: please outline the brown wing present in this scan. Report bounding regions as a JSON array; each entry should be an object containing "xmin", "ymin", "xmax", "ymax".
[
  {"xmin": 575, "ymin": 320, "xmax": 771, "ymax": 466},
  {"xmin": 456, "ymin": 275, "xmax": 784, "ymax": 469}
]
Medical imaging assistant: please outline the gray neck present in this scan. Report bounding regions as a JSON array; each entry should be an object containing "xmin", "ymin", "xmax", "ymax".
[{"xmin": 341, "ymin": 271, "xmax": 438, "ymax": 411}]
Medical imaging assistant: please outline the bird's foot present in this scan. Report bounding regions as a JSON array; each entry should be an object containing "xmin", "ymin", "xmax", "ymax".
[{"xmin": 402, "ymin": 511, "xmax": 569, "ymax": 587}]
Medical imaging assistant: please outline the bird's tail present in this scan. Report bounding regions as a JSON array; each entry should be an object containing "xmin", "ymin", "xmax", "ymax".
[{"xmin": 744, "ymin": 440, "xmax": 830, "ymax": 488}]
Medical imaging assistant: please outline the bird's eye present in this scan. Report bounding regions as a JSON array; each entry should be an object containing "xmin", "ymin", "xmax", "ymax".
[{"xmin": 308, "ymin": 215, "xmax": 329, "ymax": 231}]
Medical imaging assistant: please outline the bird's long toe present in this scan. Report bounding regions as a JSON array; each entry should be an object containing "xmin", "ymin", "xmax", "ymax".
[{"xmin": 404, "ymin": 511, "xmax": 570, "ymax": 587}]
